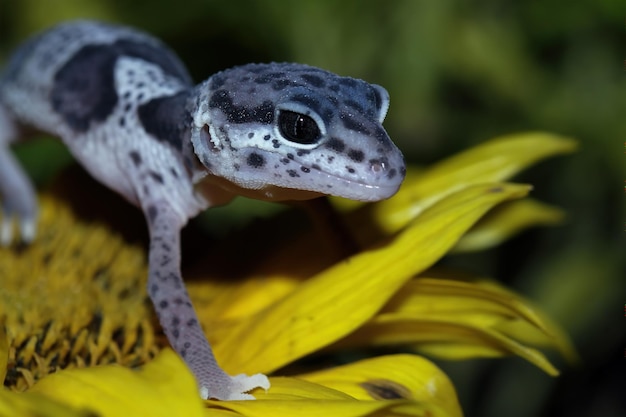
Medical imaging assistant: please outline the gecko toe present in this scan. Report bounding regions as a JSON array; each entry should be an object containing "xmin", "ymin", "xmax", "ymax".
[
  {"xmin": 199, "ymin": 372, "xmax": 270, "ymax": 401},
  {"xmin": 0, "ymin": 212, "xmax": 38, "ymax": 246},
  {"xmin": 19, "ymin": 217, "xmax": 37, "ymax": 244}
]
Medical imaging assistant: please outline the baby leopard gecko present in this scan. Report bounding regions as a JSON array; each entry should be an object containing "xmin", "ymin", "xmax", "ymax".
[{"xmin": 0, "ymin": 20, "xmax": 405, "ymax": 400}]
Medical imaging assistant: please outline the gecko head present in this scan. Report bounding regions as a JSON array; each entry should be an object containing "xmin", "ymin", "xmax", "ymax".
[{"xmin": 190, "ymin": 62, "xmax": 405, "ymax": 202}]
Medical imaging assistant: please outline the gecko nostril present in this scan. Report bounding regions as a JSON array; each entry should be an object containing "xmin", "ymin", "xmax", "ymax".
[{"xmin": 370, "ymin": 160, "xmax": 386, "ymax": 174}]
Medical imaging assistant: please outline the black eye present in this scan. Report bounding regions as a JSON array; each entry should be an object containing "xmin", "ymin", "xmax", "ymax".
[{"xmin": 277, "ymin": 110, "xmax": 321, "ymax": 145}]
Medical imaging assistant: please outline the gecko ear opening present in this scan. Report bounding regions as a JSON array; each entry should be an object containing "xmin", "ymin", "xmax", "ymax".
[
  {"xmin": 191, "ymin": 122, "xmax": 221, "ymax": 171},
  {"xmin": 371, "ymin": 84, "xmax": 390, "ymax": 123}
]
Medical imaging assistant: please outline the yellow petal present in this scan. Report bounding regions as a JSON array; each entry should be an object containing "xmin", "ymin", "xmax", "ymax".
[
  {"xmin": 0, "ymin": 389, "xmax": 91, "ymax": 417},
  {"xmin": 212, "ymin": 183, "xmax": 531, "ymax": 374},
  {"xmin": 254, "ymin": 377, "xmax": 356, "ymax": 400},
  {"xmin": 216, "ymin": 400, "xmax": 435, "ymax": 417},
  {"xmin": 28, "ymin": 349, "xmax": 206, "ymax": 417},
  {"xmin": 359, "ymin": 132, "xmax": 576, "ymax": 235},
  {"xmin": 334, "ymin": 275, "xmax": 576, "ymax": 375},
  {"xmin": 300, "ymin": 354, "xmax": 462, "ymax": 417},
  {"xmin": 452, "ymin": 199, "xmax": 565, "ymax": 252}
]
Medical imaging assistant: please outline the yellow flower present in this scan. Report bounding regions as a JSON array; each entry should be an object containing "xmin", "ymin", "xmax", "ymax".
[{"xmin": 0, "ymin": 132, "xmax": 576, "ymax": 417}]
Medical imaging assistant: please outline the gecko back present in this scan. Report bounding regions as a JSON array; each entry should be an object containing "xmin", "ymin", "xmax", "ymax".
[{"xmin": 0, "ymin": 20, "xmax": 192, "ymax": 137}]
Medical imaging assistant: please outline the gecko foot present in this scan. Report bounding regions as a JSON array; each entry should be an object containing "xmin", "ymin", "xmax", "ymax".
[
  {"xmin": 199, "ymin": 372, "xmax": 270, "ymax": 401},
  {"xmin": 0, "ymin": 212, "xmax": 37, "ymax": 246}
]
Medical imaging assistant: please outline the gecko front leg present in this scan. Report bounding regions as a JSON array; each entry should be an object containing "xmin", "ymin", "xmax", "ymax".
[
  {"xmin": 143, "ymin": 200, "xmax": 269, "ymax": 400},
  {"xmin": 0, "ymin": 103, "xmax": 38, "ymax": 245}
]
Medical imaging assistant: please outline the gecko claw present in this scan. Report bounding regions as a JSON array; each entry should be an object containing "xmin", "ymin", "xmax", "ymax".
[{"xmin": 199, "ymin": 373, "xmax": 270, "ymax": 401}]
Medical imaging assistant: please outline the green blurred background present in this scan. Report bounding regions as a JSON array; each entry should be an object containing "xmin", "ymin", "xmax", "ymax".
[{"xmin": 0, "ymin": 1, "xmax": 623, "ymax": 416}]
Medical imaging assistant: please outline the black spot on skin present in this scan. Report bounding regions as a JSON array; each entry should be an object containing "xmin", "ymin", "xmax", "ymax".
[
  {"xmin": 209, "ymin": 90, "xmax": 274, "ymax": 124},
  {"xmin": 150, "ymin": 171, "xmax": 164, "ymax": 184},
  {"xmin": 344, "ymin": 99, "xmax": 364, "ymax": 113},
  {"xmin": 272, "ymin": 79, "xmax": 291, "ymax": 90},
  {"xmin": 138, "ymin": 91, "xmax": 191, "ymax": 152},
  {"xmin": 171, "ymin": 317, "xmax": 180, "ymax": 327},
  {"xmin": 326, "ymin": 138, "xmax": 346, "ymax": 153},
  {"xmin": 248, "ymin": 132, "xmax": 255, "ymax": 139},
  {"xmin": 301, "ymin": 166, "xmax": 310, "ymax": 173},
  {"xmin": 387, "ymin": 168, "xmax": 397, "ymax": 179},
  {"xmin": 341, "ymin": 114, "xmax": 371, "ymax": 135},
  {"xmin": 301, "ymin": 73, "xmax": 326, "ymax": 88},
  {"xmin": 272, "ymin": 139, "xmax": 281, "ymax": 149},
  {"xmin": 287, "ymin": 169, "xmax": 299, "ymax": 178},
  {"xmin": 118, "ymin": 117, "xmax": 126, "ymax": 127},
  {"xmin": 170, "ymin": 168, "xmax": 179, "ymax": 178},
  {"xmin": 159, "ymin": 300, "xmax": 168, "ymax": 309},
  {"xmin": 172, "ymin": 329, "xmax": 180, "ymax": 339},
  {"xmin": 296, "ymin": 150, "xmax": 310, "ymax": 157},
  {"xmin": 373, "ymin": 125, "xmax": 392, "ymax": 149},
  {"xmin": 149, "ymin": 284, "xmax": 158, "ymax": 296},
  {"xmin": 291, "ymin": 94, "xmax": 322, "ymax": 116},
  {"xmin": 287, "ymin": 153, "xmax": 295, "ymax": 160},
  {"xmin": 129, "ymin": 151, "xmax": 142, "ymax": 166},
  {"xmin": 339, "ymin": 77, "xmax": 359, "ymax": 88},
  {"xmin": 312, "ymin": 164, "xmax": 321, "ymax": 170},
  {"xmin": 173, "ymin": 298, "xmax": 184, "ymax": 306},
  {"xmin": 346, "ymin": 166, "xmax": 356, "ymax": 174},
  {"xmin": 184, "ymin": 342, "xmax": 191, "ymax": 349},
  {"xmin": 264, "ymin": 134, "xmax": 271, "ymax": 141},
  {"xmin": 247, "ymin": 153, "xmax": 265, "ymax": 168},
  {"xmin": 187, "ymin": 318, "xmax": 197, "ymax": 327},
  {"xmin": 147, "ymin": 205, "xmax": 158, "ymax": 223},
  {"xmin": 255, "ymin": 72, "xmax": 286, "ymax": 84},
  {"xmin": 280, "ymin": 158, "xmax": 290, "ymax": 165},
  {"xmin": 180, "ymin": 349, "xmax": 187, "ymax": 358},
  {"xmin": 348, "ymin": 149, "xmax": 365, "ymax": 162},
  {"xmin": 51, "ymin": 40, "xmax": 191, "ymax": 132}
]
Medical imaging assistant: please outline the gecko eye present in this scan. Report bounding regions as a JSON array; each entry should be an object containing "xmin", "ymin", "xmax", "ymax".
[{"xmin": 277, "ymin": 110, "xmax": 321, "ymax": 145}]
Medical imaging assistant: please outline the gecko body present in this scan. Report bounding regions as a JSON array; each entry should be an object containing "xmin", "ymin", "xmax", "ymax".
[{"xmin": 0, "ymin": 20, "xmax": 405, "ymax": 400}]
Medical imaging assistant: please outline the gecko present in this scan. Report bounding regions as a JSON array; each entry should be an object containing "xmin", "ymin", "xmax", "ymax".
[{"xmin": 0, "ymin": 20, "xmax": 405, "ymax": 400}]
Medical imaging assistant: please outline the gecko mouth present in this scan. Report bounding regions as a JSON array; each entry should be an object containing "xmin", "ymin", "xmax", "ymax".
[{"xmin": 236, "ymin": 149, "xmax": 404, "ymax": 202}]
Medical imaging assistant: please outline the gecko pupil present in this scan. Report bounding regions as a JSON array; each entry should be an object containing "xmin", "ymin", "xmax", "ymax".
[{"xmin": 278, "ymin": 110, "xmax": 321, "ymax": 145}]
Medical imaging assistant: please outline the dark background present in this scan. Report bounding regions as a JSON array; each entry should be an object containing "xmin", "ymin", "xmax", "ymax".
[{"xmin": 0, "ymin": 1, "xmax": 623, "ymax": 416}]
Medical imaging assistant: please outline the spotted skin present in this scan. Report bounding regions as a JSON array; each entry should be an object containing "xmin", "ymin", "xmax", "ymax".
[{"xmin": 0, "ymin": 20, "xmax": 405, "ymax": 400}]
